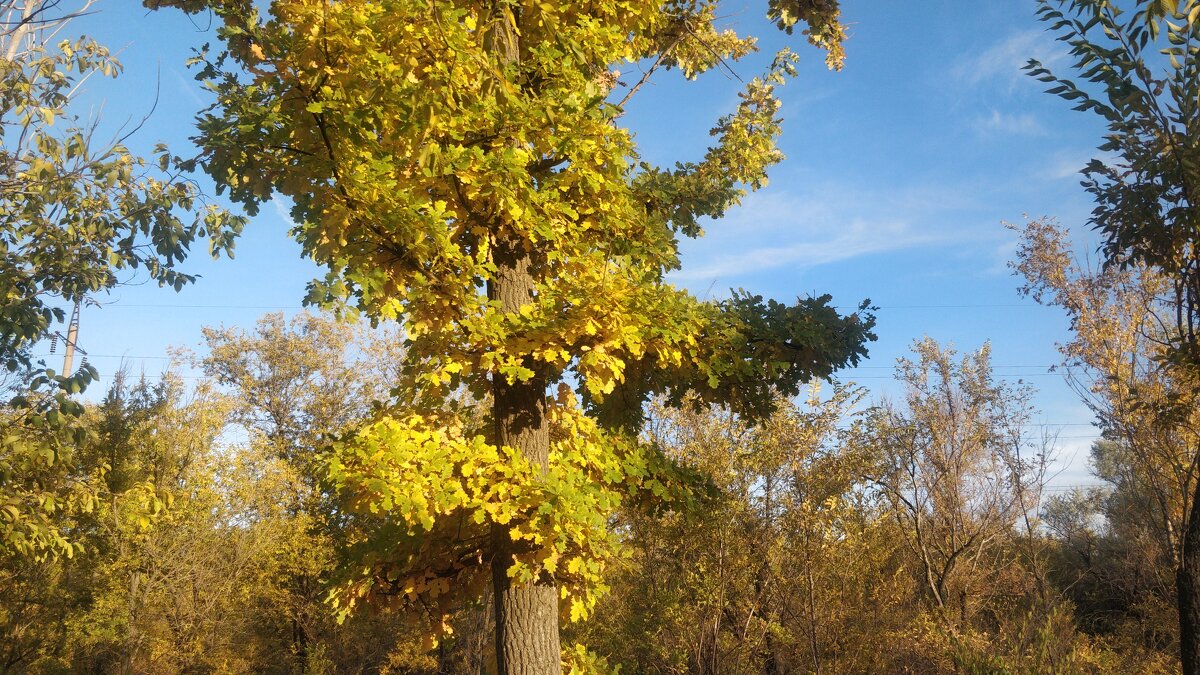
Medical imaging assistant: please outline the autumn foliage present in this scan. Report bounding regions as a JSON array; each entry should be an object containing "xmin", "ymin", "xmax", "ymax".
[{"xmin": 4, "ymin": 0, "xmax": 1200, "ymax": 672}]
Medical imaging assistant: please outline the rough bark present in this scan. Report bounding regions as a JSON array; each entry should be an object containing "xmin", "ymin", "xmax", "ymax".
[
  {"xmin": 489, "ymin": 238, "xmax": 561, "ymax": 674},
  {"xmin": 1179, "ymin": 471, "xmax": 1200, "ymax": 675},
  {"xmin": 483, "ymin": 6, "xmax": 560, "ymax": 671}
]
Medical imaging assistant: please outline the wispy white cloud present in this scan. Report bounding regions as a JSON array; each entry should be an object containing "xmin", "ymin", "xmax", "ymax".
[
  {"xmin": 1038, "ymin": 149, "xmax": 1120, "ymax": 180},
  {"xmin": 272, "ymin": 198, "xmax": 295, "ymax": 226},
  {"xmin": 169, "ymin": 67, "xmax": 205, "ymax": 107},
  {"xmin": 674, "ymin": 218, "xmax": 935, "ymax": 281},
  {"xmin": 670, "ymin": 183, "xmax": 982, "ymax": 283},
  {"xmin": 1044, "ymin": 153, "xmax": 1090, "ymax": 180},
  {"xmin": 974, "ymin": 109, "xmax": 1047, "ymax": 136},
  {"xmin": 953, "ymin": 29, "xmax": 1068, "ymax": 90},
  {"xmin": 981, "ymin": 238, "xmax": 1019, "ymax": 277}
]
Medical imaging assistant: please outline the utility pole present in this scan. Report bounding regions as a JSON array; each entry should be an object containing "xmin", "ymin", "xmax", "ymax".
[{"xmin": 62, "ymin": 298, "xmax": 80, "ymax": 374}]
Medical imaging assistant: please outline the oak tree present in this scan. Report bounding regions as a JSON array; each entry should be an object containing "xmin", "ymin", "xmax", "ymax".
[{"xmin": 147, "ymin": 0, "xmax": 874, "ymax": 670}]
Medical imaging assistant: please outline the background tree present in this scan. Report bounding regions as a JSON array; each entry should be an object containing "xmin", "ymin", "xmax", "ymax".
[
  {"xmin": 1027, "ymin": 1, "xmax": 1200, "ymax": 669},
  {"xmin": 574, "ymin": 385, "xmax": 901, "ymax": 674},
  {"xmin": 854, "ymin": 338, "xmax": 1106, "ymax": 674},
  {"xmin": 195, "ymin": 312, "xmax": 441, "ymax": 672},
  {"xmin": 0, "ymin": 322, "xmax": 448, "ymax": 673},
  {"xmin": 870, "ymin": 338, "xmax": 1048, "ymax": 631},
  {"xmin": 1, "ymin": 322, "xmax": 1175, "ymax": 672},
  {"xmin": 146, "ymin": 1, "xmax": 874, "ymax": 670},
  {"xmin": 574, "ymin": 343, "xmax": 1110, "ymax": 674},
  {"xmin": 0, "ymin": 373, "xmax": 231, "ymax": 672},
  {"xmin": 0, "ymin": 0, "xmax": 244, "ymax": 560},
  {"xmin": 1014, "ymin": 215, "xmax": 1197, "ymax": 665}
]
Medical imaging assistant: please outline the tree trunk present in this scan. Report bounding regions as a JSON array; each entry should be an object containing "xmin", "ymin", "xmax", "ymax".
[
  {"xmin": 292, "ymin": 614, "xmax": 308, "ymax": 671},
  {"xmin": 489, "ymin": 237, "xmax": 561, "ymax": 674},
  {"xmin": 484, "ymin": 5, "xmax": 559, "ymax": 671},
  {"xmin": 1178, "ymin": 473, "xmax": 1200, "ymax": 675},
  {"xmin": 805, "ymin": 566, "xmax": 821, "ymax": 675},
  {"xmin": 122, "ymin": 569, "xmax": 143, "ymax": 675}
]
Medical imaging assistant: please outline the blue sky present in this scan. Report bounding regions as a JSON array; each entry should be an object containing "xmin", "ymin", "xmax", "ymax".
[{"xmin": 51, "ymin": 1, "xmax": 1110, "ymax": 486}]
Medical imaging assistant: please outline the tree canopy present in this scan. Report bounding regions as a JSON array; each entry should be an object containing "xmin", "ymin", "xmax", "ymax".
[
  {"xmin": 142, "ymin": 1, "xmax": 874, "ymax": 669},
  {"xmin": 0, "ymin": 0, "xmax": 244, "ymax": 561},
  {"xmin": 7, "ymin": 1, "xmax": 1196, "ymax": 672}
]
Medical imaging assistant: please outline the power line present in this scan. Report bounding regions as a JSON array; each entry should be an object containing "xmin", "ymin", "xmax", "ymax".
[
  {"xmin": 840, "ymin": 303, "xmax": 1037, "ymax": 310},
  {"xmin": 96, "ymin": 303, "xmax": 306, "ymax": 309},
  {"xmin": 847, "ymin": 374, "xmax": 1063, "ymax": 379},
  {"xmin": 32, "ymin": 353, "xmax": 174, "ymax": 360},
  {"xmin": 846, "ymin": 364, "xmax": 1059, "ymax": 369}
]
